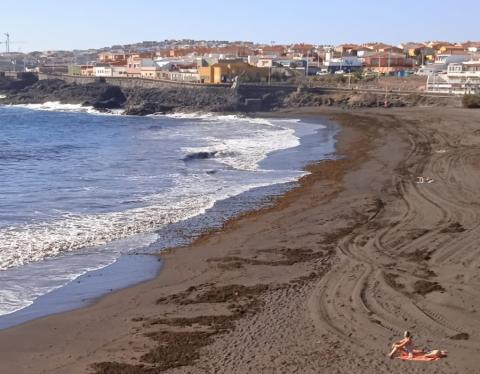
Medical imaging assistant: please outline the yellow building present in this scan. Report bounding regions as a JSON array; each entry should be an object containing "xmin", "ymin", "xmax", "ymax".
[{"xmin": 198, "ymin": 62, "xmax": 269, "ymax": 84}]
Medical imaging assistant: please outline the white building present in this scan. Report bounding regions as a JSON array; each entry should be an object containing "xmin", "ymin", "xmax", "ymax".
[
  {"xmin": 323, "ymin": 53, "xmax": 362, "ymax": 72},
  {"xmin": 417, "ymin": 54, "xmax": 471, "ymax": 76},
  {"xmin": 426, "ymin": 60, "xmax": 480, "ymax": 94},
  {"xmin": 94, "ymin": 64, "xmax": 113, "ymax": 77}
]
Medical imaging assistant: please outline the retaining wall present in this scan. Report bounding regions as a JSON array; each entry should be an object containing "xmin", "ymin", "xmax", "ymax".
[{"xmin": 37, "ymin": 74, "xmax": 231, "ymax": 90}]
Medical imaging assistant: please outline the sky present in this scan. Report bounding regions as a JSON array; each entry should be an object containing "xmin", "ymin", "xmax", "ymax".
[{"xmin": 2, "ymin": 0, "xmax": 480, "ymax": 52}]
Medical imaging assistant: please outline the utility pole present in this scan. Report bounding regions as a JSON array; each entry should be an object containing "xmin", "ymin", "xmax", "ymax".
[
  {"xmin": 4, "ymin": 32, "xmax": 10, "ymax": 53},
  {"xmin": 268, "ymin": 63, "xmax": 271, "ymax": 85},
  {"xmin": 305, "ymin": 49, "xmax": 309, "ymax": 77},
  {"xmin": 384, "ymin": 51, "xmax": 390, "ymax": 107}
]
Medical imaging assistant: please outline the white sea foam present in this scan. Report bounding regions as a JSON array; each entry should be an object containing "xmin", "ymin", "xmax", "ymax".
[
  {"xmin": 9, "ymin": 101, "xmax": 124, "ymax": 115},
  {"xmin": 0, "ymin": 233, "xmax": 159, "ymax": 315},
  {"xmin": 182, "ymin": 130, "xmax": 298, "ymax": 171},
  {"xmin": 0, "ymin": 171, "xmax": 303, "ymax": 272},
  {"xmin": 163, "ymin": 112, "xmax": 302, "ymax": 127},
  {"xmin": 161, "ymin": 113, "xmax": 304, "ymax": 171}
]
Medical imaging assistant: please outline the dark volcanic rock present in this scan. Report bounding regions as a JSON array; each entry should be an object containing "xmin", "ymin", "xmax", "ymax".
[
  {"xmin": 123, "ymin": 102, "xmax": 175, "ymax": 116},
  {"xmin": 0, "ymin": 73, "xmax": 38, "ymax": 91},
  {"xmin": 123, "ymin": 86, "xmax": 241, "ymax": 115},
  {"xmin": 1, "ymin": 79, "xmax": 126, "ymax": 109},
  {"xmin": 1, "ymin": 77, "xmax": 242, "ymax": 115}
]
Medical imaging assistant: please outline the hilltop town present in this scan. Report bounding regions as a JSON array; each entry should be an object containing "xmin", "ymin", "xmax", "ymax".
[{"xmin": 1, "ymin": 39, "xmax": 480, "ymax": 94}]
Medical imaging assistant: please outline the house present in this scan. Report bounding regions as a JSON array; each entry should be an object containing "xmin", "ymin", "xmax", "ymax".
[
  {"xmin": 363, "ymin": 42, "xmax": 403, "ymax": 54},
  {"xmin": 323, "ymin": 53, "xmax": 362, "ymax": 73},
  {"xmin": 198, "ymin": 61, "xmax": 268, "ymax": 84},
  {"xmin": 334, "ymin": 44, "xmax": 361, "ymax": 55},
  {"xmin": 138, "ymin": 58, "xmax": 159, "ymax": 79},
  {"xmin": 158, "ymin": 69, "xmax": 201, "ymax": 83},
  {"xmin": 94, "ymin": 64, "xmax": 113, "ymax": 77},
  {"xmin": 155, "ymin": 58, "xmax": 197, "ymax": 71},
  {"xmin": 273, "ymin": 58, "xmax": 297, "ymax": 68},
  {"xmin": 426, "ymin": 60, "xmax": 480, "ymax": 94},
  {"xmin": 67, "ymin": 64, "xmax": 95, "ymax": 76},
  {"xmin": 81, "ymin": 65, "xmax": 94, "ymax": 76},
  {"xmin": 247, "ymin": 56, "xmax": 274, "ymax": 68},
  {"xmin": 362, "ymin": 52, "xmax": 414, "ymax": 73},
  {"xmin": 126, "ymin": 54, "xmax": 154, "ymax": 77},
  {"xmin": 399, "ymin": 42, "xmax": 425, "ymax": 55},
  {"xmin": 112, "ymin": 66, "xmax": 128, "ymax": 77},
  {"xmin": 416, "ymin": 53, "xmax": 472, "ymax": 76},
  {"xmin": 462, "ymin": 41, "xmax": 480, "ymax": 53},
  {"xmin": 438, "ymin": 45, "xmax": 467, "ymax": 55},
  {"xmin": 98, "ymin": 51, "xmax": 127, "ymax": 64},
  {"xmin": 258, "ymin": 45, "xmax": 286, "ymax": 57},
  {"xmin": 288, "ymin": 44, "xmax": 315, "ymax": 56}
]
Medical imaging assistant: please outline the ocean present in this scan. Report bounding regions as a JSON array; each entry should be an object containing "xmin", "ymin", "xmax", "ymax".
[{"xmin": 0, "ymin": 103, "xmax": 337, "ymax": 325}]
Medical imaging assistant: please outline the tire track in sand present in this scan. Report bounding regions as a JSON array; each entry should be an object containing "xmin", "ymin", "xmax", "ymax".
[{"xmin": 309, "ymin": 113, "xmax": 480, "ymax": 373}]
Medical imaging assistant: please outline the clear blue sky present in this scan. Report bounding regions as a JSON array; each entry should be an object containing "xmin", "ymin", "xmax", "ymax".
[{"xmin": 4, "ymin": 0, "xmax": 480, "ymax": 52}]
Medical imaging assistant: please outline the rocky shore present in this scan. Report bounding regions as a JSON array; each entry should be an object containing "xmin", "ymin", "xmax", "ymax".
[
  {"xmin": 0, "ymin": 77, "xmax": 243, "ymax": 114},
  {"xmin": 0, "ymin": 75, "xmax": 461, "ymax": 115}
]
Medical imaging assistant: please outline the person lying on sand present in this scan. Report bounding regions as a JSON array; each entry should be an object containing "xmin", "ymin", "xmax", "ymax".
[{"xmin": 388, "ymin": 331, "xmax": 414, "ymax": 359}]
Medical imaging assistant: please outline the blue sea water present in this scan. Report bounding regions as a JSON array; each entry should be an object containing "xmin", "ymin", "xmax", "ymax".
[{"xmin": 0, "ymin": 103, "xmax": 337, "ymax": 319}]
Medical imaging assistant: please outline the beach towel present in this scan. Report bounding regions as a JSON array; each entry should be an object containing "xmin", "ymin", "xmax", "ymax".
[{"xmin": 397, "ymin": 351, "xmax": 440, "ymax": 362}]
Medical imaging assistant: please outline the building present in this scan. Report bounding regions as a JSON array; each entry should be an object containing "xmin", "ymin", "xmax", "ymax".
[
  {"xmin": 334, "ymin": 44, "xmax": 361, "ymax": 55},
  {"xmin": 198, "ymin": 61, "xmax": 268, "ymax": 84},
  {"xmin": 38, "ymin": 64, "xmax": 69, "ymax": 74},
  {"xmin": 362, "ymin": 52, "xmax": 414, "ymax": 73},
  {"xmin": 138, "ymin": 58, "xmax": 160, "ymax": 79},
  {"xmin": 112, "ymin": 66, "xmax": 128, "ymax": 77},
  {"xmin": 363, "ymin": 42, "xmax": 403, "ymax": 54},
  {"xmin": 247, "ymin": 56, "xmax": 274, "ymax": 68},
  {"xmin": 417, "ymin": 53, "xmax": 472, "ymax": 75},
  {"xmin": 426, "ymin": 60, "xmax": 480, "ymax": 94},
  {"xmin": 98, "ymin": 51, "xmax": 128, "ymax": 64},
  {"xmin": 68, "ymin": 64, "xmax": 82, "ymax": 76},
  {"xmin": 258, "ymin": 45, "xmax": 286, "ymax": 57},
  {"xmin": 68, "ymin": 64, "xmax": 95, "ymax": 76},
  {"xmin": 81, "ymin": 65, "xmax": 94, "ymax": 76},
  {"xmin": 94, "ymin": 64, "xmax": 113, "ymax": 77},
  {"xmin": 126, "ymin": 54, "xmax": 154, "ymax": 77},
  {"xmin": 437, "ymin": 45, "xmax": 468, "ymax": 55},
  {"xmin": 323, "ymin": 53, "xmax": 362, "ymax": 73},
  {"xmin": 158, "ymin": 69, "xmax": 201, "ymax": 83}
]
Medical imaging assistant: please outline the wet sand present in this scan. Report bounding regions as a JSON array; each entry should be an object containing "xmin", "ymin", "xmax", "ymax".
[{"xmin": 1, "ymin": 107, "xmax": 480, "ymax": 373}]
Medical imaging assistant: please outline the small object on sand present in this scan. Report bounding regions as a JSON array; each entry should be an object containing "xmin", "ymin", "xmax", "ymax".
[
  {"xmin": 416, "ymin": 177, "xmax": 435, "ymax": 184},
  {"xmin": 435, "ymin": 149, "xmax": 447, "ymax": 154}
]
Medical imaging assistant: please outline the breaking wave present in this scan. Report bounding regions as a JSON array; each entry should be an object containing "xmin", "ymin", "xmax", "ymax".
[{"xmin": 7, "ymin": 101, "xmax": 124, "ymax": 115}]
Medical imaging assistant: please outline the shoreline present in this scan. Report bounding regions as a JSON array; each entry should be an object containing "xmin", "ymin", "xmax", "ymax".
[{"xmin": 1, "ymin": 106, "xmax": 480, "ymax": 373}]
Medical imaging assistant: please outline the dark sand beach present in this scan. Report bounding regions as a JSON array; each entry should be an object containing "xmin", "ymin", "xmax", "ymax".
[{"xmin": 1, "ymin": 107, "xmax": 480, "ymax": 374}]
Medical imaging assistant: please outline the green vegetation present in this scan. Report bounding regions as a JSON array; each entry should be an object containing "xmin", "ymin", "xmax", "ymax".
[{"xmin": 462, "ymin": 94, "xmax": 480, "ymax": 108}]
